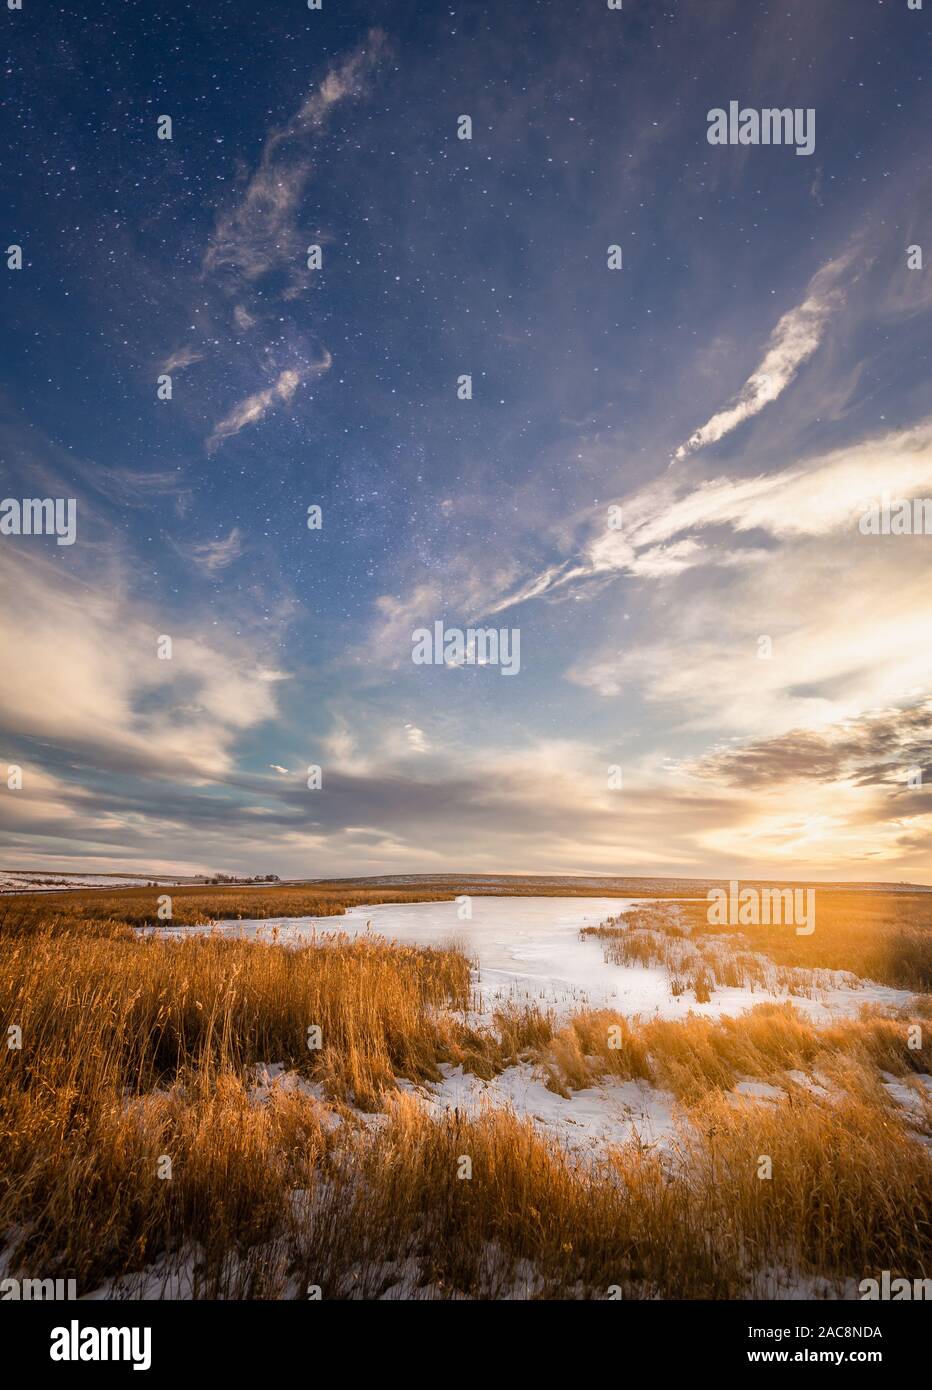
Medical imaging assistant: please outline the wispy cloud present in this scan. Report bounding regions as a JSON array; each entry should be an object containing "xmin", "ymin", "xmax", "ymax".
[
  {"xmin": 203, "ymin": 31, "xmax": 387, "ymax": 286},
  {"xmin": 673, "ymin": 252, "xmax": 855, "ymax": 460},
  {"xmin": 185, "ymin": 528, "xmax": 244, "ymax": 574},
  {"xmin": 566, "ymin": 464, "xmax": 932, "ymax": 747},
  {"xmin": 481, "ymin": 417, "xmax": 932, "ymax": 621},
  {"xmin": 0, "ymin": 550, "xmax": 286, "ymax": 780},
  {"xmin": 469, "ymin": 253, "xmax": 866, "ymax": 622},
  {"xmin": 151, "ymin": 32, "xmax": 385, "ymax": 457},
  {"xmin": 206, "ymin": 360, "xmax": 330, "ymax": 452},
  {"xmin": 159, "ymin": 345, "xmax": 203, "ymax": 374}
]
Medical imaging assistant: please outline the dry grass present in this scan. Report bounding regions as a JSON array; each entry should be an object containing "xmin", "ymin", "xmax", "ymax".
[
  {"xmin": 1, "ymin": 885, "xmax": 930, "ymax": 1298},
  {"xmin": 6, "ymin": 1070, "xmax": 929, "ymax": 1299},
  {"xmin": 0, "ymin": 923, "xmax": 472, "ymax": 1290},
  {"xmin": 0, "ymin": 883, "xmax": 450, "ymax": 935},
  {"xmin": 584, "ymin": 912, "xmax": 818, "ymax": 1000},
  {"xmin": 584, "ymin": 892, "xmax": 932, "ymax": 993},
  {"xmin": 304, "ymin": 875, "xmax": 709, "ymax": 899},
  {"xmin": 535, "ymin": 1001, "xmax": 932, "ymax": 1104},
  {"xmin": 2, "ymin": 1069, "xmax": 331, "ymax": 1294},
  {"xmin": 0, "ymin": 929, "xmax": 472, "ymax": 1108}
]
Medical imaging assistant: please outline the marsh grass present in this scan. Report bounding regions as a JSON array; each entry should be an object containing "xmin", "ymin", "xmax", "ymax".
[
  {"xmin": 0, "ymin": 883, "xmax": 450, "ymax": 935},
  {"xmin": 535, "ymin": 1001, "xmax": 932, "ymax": 1105},
  {"xmin": 0, "ymin": 929, "xmax": 472, "ymax": 1105},
  {"xmin": 7, "ymin": 1068, "xmax": 929, "ymax": 1299},
  {"xmin": 583, "ymin": 894, "xmax": 932, "ymax": 993},
  {"xmin": 1, "ymin": 885, "xmax": 930, "ymax": 1298}
]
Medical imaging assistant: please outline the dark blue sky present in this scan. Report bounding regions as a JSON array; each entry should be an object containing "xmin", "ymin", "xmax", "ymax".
[{"xmin": 2, "ymin": 0, "xmax": 932, "ymax": 879}]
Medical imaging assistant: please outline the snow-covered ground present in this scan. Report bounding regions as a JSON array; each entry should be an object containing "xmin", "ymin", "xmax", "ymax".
[
  {"xmin": 9, "ymin": 892, "xmax": 922, "ymax": 1302},
  {"xmin": 207, "ymin": 894, "xmax": 916, "ymax": 1023},
  {"xmin": 171, "ymin": 895, "xmax": 927, "ymax": 1182},
  {"xmin": 0, "ymin": 870, "xmax": 187, "ymax": 893},
  {"xmin": 398, "ymin": 1063, "xmax": 679, "ymax": 1157}
]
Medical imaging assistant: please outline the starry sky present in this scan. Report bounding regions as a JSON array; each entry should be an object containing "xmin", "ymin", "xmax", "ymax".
[{"xmin": 2, "ymin": 0, "xmax": 932, "ymax": 881}]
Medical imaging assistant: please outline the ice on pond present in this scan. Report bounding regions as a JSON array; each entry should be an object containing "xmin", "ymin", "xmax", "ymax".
[{"xmin": 204, "ymin": 895, "xmax": 912, "ymax": 1022}]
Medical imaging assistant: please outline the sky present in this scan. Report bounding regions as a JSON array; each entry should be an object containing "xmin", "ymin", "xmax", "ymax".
[{"xmin": 1, "ymin": 0, "xmax": 931, "ymax": 882}]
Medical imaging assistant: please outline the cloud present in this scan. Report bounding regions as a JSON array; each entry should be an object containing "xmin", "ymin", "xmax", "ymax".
[
  {"xmin": 673, "ymin": 252, "xmax": 855, "ymax": 460},
  {"xmin": 86, "ymin": 466, "xmax": 191, "ymax": 517},
  {"xmin": 0, "ymin": 549, "xmax": 286, "ymax": 781},
  {"xmin": 203, "ymin": 32, "xmax": 387, "ymax": 286},
  {"xmin": 320, "ymin": 711, "xmax": 431, "ymax": 771},
  {"xmin": 167, "ymin": 32, "xmax": 383, "ymax": 449},
  {"xmin": 623, "ymin": 419, "xmax": 932, "ymax": 551},
  {"xmin": 206, "ymin": 359, "xmax": 330, "ymax": 452},
  {"xmin": 321, "ymin": 714, "xmax": 364, "ymax": 772},
  {"xmin": 185, "ymin": 528, "xmax": 243, "ymax": 573},
  {"xmin": 159, "ymin": 345, "xmax": 203, "ymax": 374},
  {"xmin": 404, "ymin": 723, "xmax": 429, "ymax": 754},
  {"xmin": 568, "ymin": 536, "xmax": 932, "ymax": 733},
  {"xmin": 470, "ymin": 260, "xmax": 875, "ymax": 622},
  {"xmin": 685, "ymin": 702, "xmax": 932, "ymax": 791},
  {"xmin": 483, "ymin": 417, "xmax": 932, "ymax": 619},
  {"xmin": 566, "ymin": 475, "xmax": 932, "ymax": 783},
  {"xmin": 4, "ymin": 601, "xmax": 929, "ymax": 879}
]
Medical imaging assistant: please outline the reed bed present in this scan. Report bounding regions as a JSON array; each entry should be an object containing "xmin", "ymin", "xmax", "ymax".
[
  {"xmin": 583, "ymin": 892, "xmax": 932, "ymax": 993},
  {"xmin": 5, "ymin": 1071, "xmax": 929, "ymax": 1299},
  {"xmin": 0, "ymin": 883, "xmax": 450, "ymax": 934},
  {"xmin": 535, "ymin": 1002, "xmax": 932, "ymax": 1105},
  {"xmin": 1, "ymin": 885, "xmax": 929, "ymax": 1298}
]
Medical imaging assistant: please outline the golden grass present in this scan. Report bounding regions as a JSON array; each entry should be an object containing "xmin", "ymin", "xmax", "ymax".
[
  {"xmin": 304, "ymin": 875, "xmax": 708, "ymax": 898},
  {"xmin": 0, "ymin": 924, "xmax": 473, "ymax": 1290},
  {"xmin": 0, "ymin": 930, "xmax": 472, "ymax": 1107},
  {"xmin": 0, "ymin": 883, "xmax": 450, "ymax": 935},
  {"xmin": 1, "ymin": 886, "xmax": 930, "ymax": 1298},
  {"xmin": 535, "ymin": 1001, "xmax": 931, "ymax": 1105},
  {"xmin": 6, "ymin": 1070, "xmax": 930, "ymax": 1299},
  {"xmin": 584, "ymin": 915, "xmax": 811, "ymax": 1000},
  {"xmin": 585, "ymin": 891, "xmax": 932, "ymax": 993},
  {"xmin": 3, "ymin": 1070, "xmax": 330, "ymax": 1293}
]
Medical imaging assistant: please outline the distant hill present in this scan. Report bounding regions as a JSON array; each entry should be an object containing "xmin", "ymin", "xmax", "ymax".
[{"xmin": 302, "ymin": 872, "xmax": 932, "ymax": 896}]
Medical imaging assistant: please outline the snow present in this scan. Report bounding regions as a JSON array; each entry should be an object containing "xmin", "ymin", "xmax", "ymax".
[
  {"xmin": 785, "ymin": 1069, "xmax": 836, "ymax": 1100},
  {"xmin": 397, "ymin": 1061, "xmax": 678, "ymax": 1157},
  {"xmin": 881, "ymin": 1071, "xmax": 932, "ymax": 1145},
  {"xmin": 249, "ymin": 1062, "xmax": 332, "ymax": 1106},
  {"xmin": 732, "ymin": 1079, "xmax": 785, "ymax": 1101},
  {"xmin": 12, "ymin": 892, "xmax": 929, "ymax": 1302},
  {"xmin": 210, "ymin": 895, "xmax": 917, "ymax": 1023},
  {"xmin": 881, "ymin": 1070, "xmax": 932, "ymax": 1108},
  {"xmin": 0, "ymin": 870, "xmax": 189, "ymax": 893},
  {"xmin": 753, "ymin": 1269, "xmax": 860, "ymax": 1300}
]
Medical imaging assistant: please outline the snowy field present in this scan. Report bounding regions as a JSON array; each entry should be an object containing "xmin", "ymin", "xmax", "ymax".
[
  {"xmin": 183, "ymin": 894, "xmax": 927, "ymax": 1176},
  {"xmin": 0, "ymin": 870, "xmax": 187, "ymax": 893},
  {"xmin": 23, "ymin": 893, "xmax": 927, "ymax": 1299},
  {"xmin": 206, "ymin": 894, "xmax": 915, "ymax": 1023}
]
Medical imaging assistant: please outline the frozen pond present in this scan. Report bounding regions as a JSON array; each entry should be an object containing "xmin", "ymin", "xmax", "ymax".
[
  {"xmin": 207, "ymin": 895, "xmax": 640, "ymax": 1013},
  {"xmin": 335, "ymin": 896, "xmax": 651, "ymax": 1013},
  {"xmin": 201, "ymin": 895, "xmax": 912, "ymax": 1022}
]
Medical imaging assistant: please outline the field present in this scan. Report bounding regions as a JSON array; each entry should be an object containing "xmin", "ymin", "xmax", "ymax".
[
  {"xmin": 1, "ymin": 883, "xmax": 930, "ymax": 1299},
  {"xmin": 583, "ymin": 893, "xmax": 932, "ymax": 994}
]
